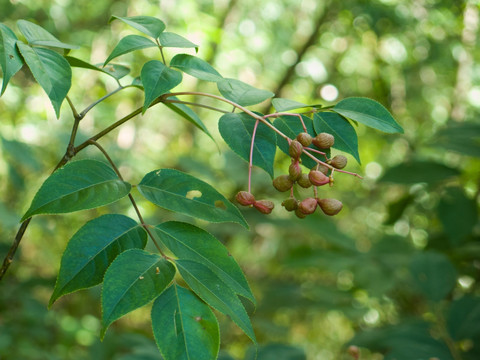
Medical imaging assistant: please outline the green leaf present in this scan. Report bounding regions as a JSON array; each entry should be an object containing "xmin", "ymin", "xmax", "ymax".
[
  {"xmin": 49, "ymin": 214, "xmax": 147, "ymax": 306},
  {"xmin": 17, "ymin": 42, "xmax": 71, "ymax": 117},
  {"xmin": 410, "ymin": 251, "xmax": 457, "ymax": 302},
  {"xmin": 313, "ymin": 112, "xmax": 360, "ymax": 163},
  {"xmin": 152, "ymin": 284, "xmax": 220, "ymax": 360},
  {"xmin": 141, "ymin": 60, "xmax": 182, "ymax": 112},
  {"xmin": 17, "ymin": 20, "xmax": 78, "ymax": 50},
  {"xmin": 155, "ymin": 221, "xmax": 256, "ymax": 306},
  {"xmin": 21, "ymin": 159, "xmax": 131, "ymax": 221},
  {"xmin": 245, "ymin": 344, "xmax": 307, "ymax": 360},
  {"xmin": 384, "ymin": 194, "xmax": 415, "ymax": 225},
  {"xmin": 438, "ymin": 186, "xmax": 478, "ymax": 246},
  {"xmin": 0, "ymin": 24, "xmax": 24, "ymax": 96},
  {"xmin": 447, "ymin": 296, "xmax": 480, "ymax": 341},
  {"xmin": 137, "ymin": 169, "xmax": 248, "ymax": 228},
  {"xmin": 104, "ymin": 35, "xmax": 156, "ymax": 66},
  {"xmin": 430, "ymin": 121, "xmax": 480, "ymax": 157},
  {"xmin": 273, "ymin": 115, "xmax": 323, "ymax": 169},
  {"xmin": 66, "ymin": 56, "xmax": 130, "ymax": 80},
  {"xmin": 217, "ymin": 78, "xmax": 274, "ymax": 107},
  {"xmin": 219, "ymin": 112, "xmax": 276, "ymax": 178},
  {"xmin": 163, "ymin": 96, "xmax": 213, "ymax": 140},
  {"xmin": 170, "ymin": 54, "xmax": 222, "ymax": 82},
  {"xmin": 110, "ymin": 16, "xmax": 166, "ymax": 39},
  {"xmin": 272, "ymin": 98, "xmax": 309, "ymax": 112},
  {"xmin": 176, "ymin": 260, "xmax": 256, "ymax": 344},
  {"xmin": 101, "ymin": 249, "xmax": 175, "ymax": 338},
  {"xmin": 379, "ymin": 160, "xmax": 460, "ymax": 186},
  {"xmin": 159, "ymin": 32, "xmax": 198, "ymax": 49},
  {"xmin": 333, "ymin": 97, "xmax": 403, "ymax": 133}
]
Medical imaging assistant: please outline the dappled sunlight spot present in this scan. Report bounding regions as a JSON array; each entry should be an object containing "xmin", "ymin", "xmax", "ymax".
[
  {"xmin": 320, "ymin": 84, "xmax": 338, "ymax": 102},
  {"xmin": 363, "ymin": 309, "xmax": 380, "ymax": 325},
  {"xmin": 365, "ymin": 162, "xmax": 382, "ymax": 180},
  {"xmin": 117, "ymin": 123, "xmax": 136, "ymax": 149},
  {"xmin": 186, "ymin": 190, "xmax": 202, "ymax": 200},
  {"xmin": 458, "ymin": 275, "xmax": 475, "ymax": 290}
]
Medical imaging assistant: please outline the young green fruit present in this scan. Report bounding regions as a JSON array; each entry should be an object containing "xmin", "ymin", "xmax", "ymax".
[
  {"xmin": 281, "ymin": 198, "xmax": 298, "ymax": 211},
  {"xmin": 273, "ymin": 174, "xmax": 294, "ymax": 192},
  {"xmin": 288, "ymin": 161, "xmax": 302, "ymax": 181},
  {"xmin": 297, "ymin": 173, "xmax": 312, "ymax": 188},
  {"xmin": 253, "ymin": 200, "xmax": 275, "ymax": 214},
  {"xmin": 312, "ymin": 132, "xmax": 334, "ymax": 149},
  {"xmin": 317, "ymin": 198, "xmax": 343, "ymax": 216},
  {"xmin": 295, "ymin": 208, "xmax": 307, "ymax": 219},
  {"xmin": 289, "ymin": 140, "xmax": 303, "ymax": 159},
  {"xmin": 235, "ymin": 191, "xmax": 255, "ymax": 206},
  {"xmin": 330, "ymin": 155, "xmax": 347, "ymax": 169},
  {"xmin": 296, "ymin": 132, "xmax": 312, "ymax": 147},
  {"xmin": 308, "ymin": 170, "xmax": 330, "ymax": 186},
  {"xmin": 299, "ymin": 197, "xmax": 318, "ymax": 214}
]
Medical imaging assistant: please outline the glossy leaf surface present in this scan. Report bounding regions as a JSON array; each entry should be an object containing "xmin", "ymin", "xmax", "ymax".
[
  {"xmin": 137, "ymin": 169, "xmax": 248, "ymax": 228},
  {"xmin": 141, "ymin": 60, "xmax": 182, "ymax": 111},
  {"xmin": 217, "ymin": 78, "xmax": 274, "ymax": 107},
  {"xmin": 152, "ymin": 284, "xmax": 220, "ymax": 360},
  {"xmin": 49, "ymin": 214, "xmax": 147, "ymax": 306},
  {"xmin": 22, "ymin": 160, "xmax": 131, "ymax": 221},
  {"xmin": 170, "ymin": 54, "xmax": 222, "ymax": 82}
]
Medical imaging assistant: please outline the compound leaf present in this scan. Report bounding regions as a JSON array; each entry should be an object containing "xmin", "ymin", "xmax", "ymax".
[{"xmin": 22, "ymin": 159, "xmax": 131, "ymax": 221}]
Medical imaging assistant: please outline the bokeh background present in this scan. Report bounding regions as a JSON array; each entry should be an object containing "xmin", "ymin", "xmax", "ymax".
[{"xmin": 1, "ymin": 0, "xmax": 479, "ymax": 359}]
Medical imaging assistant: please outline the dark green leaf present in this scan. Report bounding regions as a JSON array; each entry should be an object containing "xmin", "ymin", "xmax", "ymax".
[
  {"xmin": 101, "ymin": 249, "xmax": 175, "ymax": 337},
  {"xmin": 17, "ymin": 42, "xmax": 71, "ymax": 117},
  {"xmin": 430, "ymin": 121, "xmax": 480, "ymax": 157},
  {"xmin": 176, "ymin": 260, "xmax": 256, "ymax": 344},
  {"xmin": 137, "ymin": 169, "xmax": 248, "ymax": 228},
  {"xmin": 274, "ymin": 115, "xmax": 324, "ymax": 169},
  {"xmin": 66, "ymin": 56, "xmax": 130, "ymax": 80},
  {"xmin": 104, "ymin": 35, "xmax": 156, "ymax": 66},
  {"xmin": 272, "ymin": 98, "xmax": 309, "ymax": 112},
  {"xmin": 379, "ymin": 161, "xmax": 460, "ymax": 185},
  {"xmin": 217, "ymin": 78, "xmax": 274, "ymax": 107},
  {"xmin": 155, "ymin": 221, "xmax": 255, "ymax": 305},
  {"xmin": 219, "ymin": 112, "xmax": 276, "ymax": 178},
  {"xmin": 333, "ymin": 97, "xmax": 403, "ymax": 133},
  {"xmin": 159, "ymin": 32, "xmax": 198, "ymax": 49},
  {"xmin": 0, "ymin": 24, "xmax": 23, "ymax": 95},
  {"xmin": 141, "ymin": 60, "xmax": 182, "ymax": 112},
  {"xmin": 313, "ymin": 112, "xmax": 360, "ymax": 163},
  {"xmin": 17, "ymin": 20, "xmax": 78, "ymax": 49},
  {"xmin": 438, "ymin": 186, "xmax": 477, "ymax": 246},
  {"xmin": 49, "ymin": 214, "xmax": 147, "ymax": 306},
  {"xmin": 170, "ymin": 54, "xmax": 222, "ymax": 82},
  {"xmin": 21, "ymin": 159, "xmax": 131, "ymax": 221},
  {"xmin": 410, "ymin": 251, "xmax": 457, "ymax": 302},
  {"xmin": 152, "ymin": 284, "xmax": 220, "ymax": 360},
  {"xmin": 384, "ymin": 194, "xmax": 415, "ymax": 225},
  {"xmin": 448, "ymin": 296, "xmax": 480, "ymax": 341},
  {"xmin": 110, "ymin": 16, "xmax": 166, "ymax": 39}
]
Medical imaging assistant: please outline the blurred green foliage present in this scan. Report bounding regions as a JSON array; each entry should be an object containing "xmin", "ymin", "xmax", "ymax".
[{"xmin": 1, "ymin": 0, "xmax": 479, "ymax": 359}]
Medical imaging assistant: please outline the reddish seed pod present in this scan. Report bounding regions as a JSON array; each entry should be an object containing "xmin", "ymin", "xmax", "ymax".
[
  {"xmin": 312, "ymin": 132, "xmax": 335, "ymax": 149},
  {"xmin": 235, "ymin": 191, "xmax": 255, "ymax": 206},
  {"xmin": 296, "ymin": 132, "xmax": 312, "ymax": 147},
  {"xmin": 297, "ymin": 173, "xmax": 312, "ymax": 188},
  {"xmin": 253, "ymin": 200, "xmax": 274, "ymax": 214},
  {"xmin": 347, "ymin": 345, "xmax": 360, "ymax": 360},
  {"xmin": 289, "ymin": 140, "xmax": 303, "ymax": 159},
  {"xmin": 308, "ymin": 170, "xmax": 330, "ymax": 186},
  {"xmin": 299, "ymin": 197, "xmax": 318, "ymax": 214},
  {"xmin": 288, "ymin": 161, "xmax": 302, "ymax": 181},
  {"xmin": 330, "ymin": 155, "xmax": 348, "ymax": 169},
  {"xmin": 281, "ymin": 198, "xmax": 298, "ymax": 212},
  {"xmin": 317, "ymin": 164, "xmax": 330, "ymax": 175},
  {"xmin": 273, "ymin": 174, "xmax": 294, "ymax": 192},
  {"xmin": 317, "ymin": 198, "xmax": 343, "ymax": 216}
]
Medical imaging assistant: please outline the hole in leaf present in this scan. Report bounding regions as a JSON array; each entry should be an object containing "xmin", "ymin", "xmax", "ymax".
[{"xmin": 186, "ymin": 190, "xmax": 202, "ymax": 199}]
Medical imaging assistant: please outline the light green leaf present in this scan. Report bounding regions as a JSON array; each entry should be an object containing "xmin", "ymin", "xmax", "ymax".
[
  {"xmin": 21, "ymin": 159, "xmax": 131, "ymax": 221},
  {"xmin": 101, "ymin": 249, "xmax": 175, "ymax": 338},
  {"xmin": 110, "ymin": 16, "xmax": 166, "ymax": 39},
  {"xmin": 272, "ymin": 98, "xmax": 309, "ymax": 112},
  {"xmin": 152, "ymin": 284, "xmax": 220, "ymax": 360},
  {"xmin": 313, "ymin": 112, "xmax": 360, "ymax": 163},
  {"xmin": 219, "ymin": 112, "xmax": 276, "ymax": 178},
  {"xmin": 137, "ymin": 169, "xmax": 248, "ymax": 228},
  {"xmin": 104, "ymin": 35, "xmax": 156, "ymax": 66},
  {"xmin": 217, "ymin": 78, "xmax": 274, "ymax": 107},
  {"xmin": 176, "ymin": 260, "xmax": 256, "ymax": 344},
  {"xmin": 17, "ymin": 20, "xmax": 78, "ymax": 49},
  {"xmin": 17, "ymin": 42, "xmax": 71, "ymax": 117},
  {"xmin": 66, "ymin": 56, "xmax": 130, "ymax": 80},
  {"xmin": 155, "ymin": 221, "xmax": 256, "ymax": 306},
  {"xmin": 333, "ymin": 97, "xmax": 403, "ymax": 133},
  {"xmin": 170, "ymin": 54, "xmax": 222, "ymax": 82},
  {"xmin": 159, "ymin": 32, "xmax": 198, "ymax": 49},
  {"xmin": 141, "ymin": 60, "xmax": 182, "ymax": 112},
  {"xmin": 49, "ymin": 214, "xmax": 147, "ymax": 306},
  {"xmin": 0, "ymin": 24, "xmax": 24, "ymax": 95}
]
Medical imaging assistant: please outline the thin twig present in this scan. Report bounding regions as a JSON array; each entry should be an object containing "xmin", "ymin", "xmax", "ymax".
[{"xmin": 248, "ymin": 120, "xmax": 260, "ymax": 193}]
